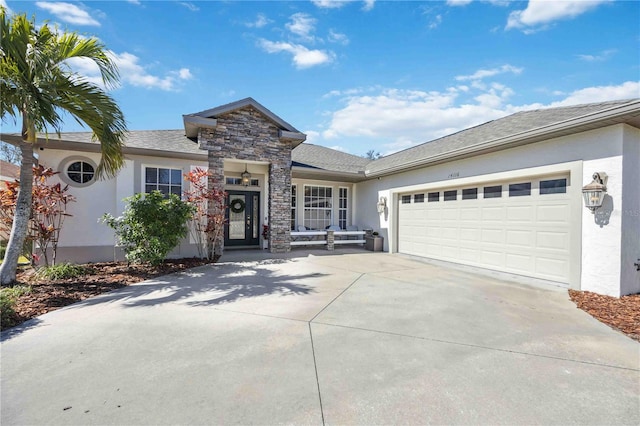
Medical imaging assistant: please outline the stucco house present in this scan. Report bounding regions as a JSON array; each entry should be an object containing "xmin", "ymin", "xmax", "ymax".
[{"xmin": 1, "ymin": 97, "xmax": 639, "ymax": 297}]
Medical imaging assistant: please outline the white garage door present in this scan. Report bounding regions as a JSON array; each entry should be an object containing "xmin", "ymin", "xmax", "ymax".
[{"xmin": 398, "ymin": 175, "xmax": 572, "ymax": 283}]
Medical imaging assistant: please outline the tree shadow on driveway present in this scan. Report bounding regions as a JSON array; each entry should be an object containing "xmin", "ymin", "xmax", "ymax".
[{"xmin": 65, "ymin": 258, "xmax": 325, "ymax": 309}]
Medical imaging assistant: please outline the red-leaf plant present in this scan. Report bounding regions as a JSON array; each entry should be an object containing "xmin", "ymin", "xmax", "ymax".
[
  {"xmin": 0, "ymin": 165, "xmax": 75, "ymax": 266},
  {"xmin": 183, "ymin": 168, "xmax": 227, "ymax": 260}
]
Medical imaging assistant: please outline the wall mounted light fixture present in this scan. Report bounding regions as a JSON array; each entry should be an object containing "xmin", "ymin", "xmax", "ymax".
[
  {"xmin": 241, "ymin": 164, "xmax": 251, "ymax": 187},
  {"xmin": 582, "ymin": 172, "xmax": 608, "ymax": 213},
  {"xmin": 377, "ymin": 196, "xmax": 387, "ymax": 213}
]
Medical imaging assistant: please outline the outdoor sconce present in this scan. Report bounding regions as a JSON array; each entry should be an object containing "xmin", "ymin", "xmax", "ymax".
[
  {"xmin": 377, "ymin": 196, "xmax": 387, "ymax": 213},
  {"xmin": 582, "ymin": 172, "xmax": 608, "ymax": 213},
  {"xmin": 241, "ymin": 164, "xmax": 251, "ymax": 187}
]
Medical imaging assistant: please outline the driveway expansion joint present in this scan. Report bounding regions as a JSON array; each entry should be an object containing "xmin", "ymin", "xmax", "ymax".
[{"xmin": 312, "ymin": 321, "xmax": 640, "ymax": 372}]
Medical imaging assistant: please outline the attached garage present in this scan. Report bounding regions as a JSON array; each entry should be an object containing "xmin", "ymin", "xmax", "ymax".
[{"xmin": 398, "ymin": 174, "xmax": 574, "ymax": 284}]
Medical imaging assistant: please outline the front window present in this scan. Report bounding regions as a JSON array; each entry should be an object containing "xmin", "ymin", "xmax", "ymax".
[
  {"xmin": 145, "ymin": 167, "xmax": 182, "ymax": 196},
  {"xmin": 304, "ymin": 185, "xmax": 332, "ymax": 230},
  {"xmin": 338, "ymin": 187, "xmax": 348, "ymax": 229},
  {"xmin": 291, "ymin": 185, "xmax": 297, "ymax": 231},
  {"xmin": 66, "ymin": 161, "xmax": 95, "ymax": 184}
]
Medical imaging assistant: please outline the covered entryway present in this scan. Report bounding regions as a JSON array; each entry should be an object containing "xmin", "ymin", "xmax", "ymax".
[
  {"xmin": 397, "ymin": 174, "xmax": 573, "ymax": 284},
  {"xmin": 225, "ymin": 191, "xmax": 260, "ymax": 247}
]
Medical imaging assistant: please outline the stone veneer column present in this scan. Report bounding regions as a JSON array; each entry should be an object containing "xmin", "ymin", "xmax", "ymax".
[
  {"xmin": 268, "ymin": 158, "xmax": 291, "ymax": 253},
  {"xmin": 197, "ymin": 105, "xmax": 294, "ymax": 254},
  {"xmin": 207, "ymin": 152, "xmax": 225, "ymax": 256}
]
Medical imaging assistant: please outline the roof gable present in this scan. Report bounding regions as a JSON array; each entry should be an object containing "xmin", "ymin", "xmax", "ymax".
[{"xmin": 183, "ymin": 97, "xmax": 301, "ymax": 138}]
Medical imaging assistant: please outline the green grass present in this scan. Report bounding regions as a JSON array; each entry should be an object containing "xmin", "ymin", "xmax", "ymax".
[
  {"xmin": 35, "ymin": 262, "xmax": 94, "ymax": 280},
  {"xmin": 1, "ymin": 285, "xmax": 32, "ymax": 329}
]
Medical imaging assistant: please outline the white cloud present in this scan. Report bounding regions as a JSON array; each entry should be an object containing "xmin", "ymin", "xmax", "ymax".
[
  {"xmin": 178, "ymin": 2, "xmax": 199, "ymax": 12},
  {"xmin": 455, "ymin": 64, "xmax": 523, "ymax": 81},
  {"xmin": 362, "ymin": 0, "xmax": 376, "ymax": 11},
  {"xmin": 576, "ymin": 49, "xmax": 616, "ymax": 62},
  {"xmin": 316, "ymin": 80, "xmax": 638, "ymax": 155},
  {"xmin": 1, "ymin": 0, "xmax": 12, "ymax": 14},
  {"xmin": 286, "ymin": 13, "xmax": 317, "ymax": 42},
  {"xmin": 65, "ymin": 52, "xmax": 193, "ymax": 91},
  {"xmin": 329, "ymin": 145, "xmax": 349, "ymax": 153},
  {"xmin": 507, "ymin": 0, "xmax": 611, "ymax": 32},
  {"xmin": 258, "ymin": 39, "xmax": 334, "ymax": 69},
  {"xmin": 126, "ymin": 0, "xmax": 141, "ymax": 5},
  {"xmin": 447, "ymin": 0, "xmax": 473, "ymax": 6},
  {"xmin": 176, "ymin": 68, "xmax": 193, "ymax": 80},
  {"xmin": 328, "ymin": 29, "xmax": 349, "ymax": 45},
  {"xmin": 428, "ymin": 14, "xmax": 443, "ymax": 30},
  {"xmin": 245, "ymin": 13, "xmax": 271, "ymax": 28},
  {"xmin": 303, "ymin": 130, "xmax": 321, "ymax": 145},
  {"xmin": 35, "ymin": 2, "xmax": 100, "ymax": 26},
  {"xmin": 312, "ymin": 0, "xmax": 350, "ymax": 9},
  {"xmin": 544, "ymin": 81, "xmax": 640, "ymax": 107}
]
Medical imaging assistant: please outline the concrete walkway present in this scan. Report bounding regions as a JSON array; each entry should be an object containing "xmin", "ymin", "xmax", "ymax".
[{"xmin": 2, "ymin": 250, "xmax": 638, "ymax": 425}]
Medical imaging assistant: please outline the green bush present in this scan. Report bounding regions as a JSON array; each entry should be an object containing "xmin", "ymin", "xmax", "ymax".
[
  {"xmin": 1, "ymin": 285, "xmax": 31, "ymax": 329},
  {"xmin": 35, "ymin": 262, "xmax": 94, "ymax": 280},
  {"xmin": 101, "ymin": 191, "xmax": 194, "ymax": 266}
]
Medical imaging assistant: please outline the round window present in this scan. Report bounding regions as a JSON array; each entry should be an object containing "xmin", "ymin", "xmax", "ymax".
[{"xmin": 67, "ymin": 161, "xmax": 95, "ymax": 184}]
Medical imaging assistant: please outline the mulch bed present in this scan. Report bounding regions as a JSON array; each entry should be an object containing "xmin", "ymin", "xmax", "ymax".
[
  {"xmin": 569, "ymin": 289, "xmax": 640, "ymax": 342},
  {"xmin": 2, "ymin": 260, "xmax": 639, "ymax": 342},
  {"xmin": 2, "ymin": 258, "xmax": 213, "ymax": 330}
]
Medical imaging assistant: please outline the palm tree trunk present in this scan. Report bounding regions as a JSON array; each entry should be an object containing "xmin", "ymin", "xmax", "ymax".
[{"xmin": 0, "ymin": 141, "xmax": 34, "ymax": 285}]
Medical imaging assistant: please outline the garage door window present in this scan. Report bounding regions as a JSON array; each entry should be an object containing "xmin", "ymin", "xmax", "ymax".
[
  {"xmin": 483, "ymin": 185, "xmax": 502, "ymax": 198},
  {"xmin": 428, "ymin": 192, "xmax": 439, "ymax": 202},
  {"xmin": 540, "ymin": 178, "xmax": 567, "ymax": 194},
  {"xmin": 509, "ymin": 182, "xmax": 531, "ymax": 197},
  {"xmin": 462, "ymin": 188, "xmax": 478, "ymax": 200},
  {"xmin": 414, "ymin": 194, "xmax": 425, "ymax": 203},
  {"xmin": 444, "ymin": 190, "xmax": 457, "ymax": 201},
  {"xmin": 401, "ymin": 195, "xmax": 411, "ymax": 204}
]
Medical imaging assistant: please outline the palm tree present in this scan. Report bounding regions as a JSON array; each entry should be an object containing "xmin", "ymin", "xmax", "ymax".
[{"xmin": 0, "ymin": 9, "xmax": 127, "ymax": 284}]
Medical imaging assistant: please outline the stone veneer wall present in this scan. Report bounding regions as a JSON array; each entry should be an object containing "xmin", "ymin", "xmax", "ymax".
[{"xmin": 198, "ymin": 106, "xmax": 293, "ymax": 253}]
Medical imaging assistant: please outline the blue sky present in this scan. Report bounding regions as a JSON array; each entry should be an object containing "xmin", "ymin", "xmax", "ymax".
[{"xmin": 1, "ymin": 0, "xmax": 639, "ymax": 157}]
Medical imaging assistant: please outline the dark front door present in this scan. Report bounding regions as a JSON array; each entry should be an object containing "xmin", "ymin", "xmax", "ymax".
[{"xmin": 225, "ymin": 191, "xmax": 260, "ymax": 247}]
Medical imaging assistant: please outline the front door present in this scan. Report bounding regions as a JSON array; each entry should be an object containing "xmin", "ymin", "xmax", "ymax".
[{"xmin": 225, "ymin": 191, "xmax": 260, "ymax": 247}]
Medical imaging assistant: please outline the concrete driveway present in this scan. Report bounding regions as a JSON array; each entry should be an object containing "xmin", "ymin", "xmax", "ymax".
[{"xmin": 2, "ymin": 250, "xmax": 638, "ymax": 425}]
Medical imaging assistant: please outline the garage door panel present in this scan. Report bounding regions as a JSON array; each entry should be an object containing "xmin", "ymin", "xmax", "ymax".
[
  {"xmin": 506, "ymin": 253, "xmax": 533, "ymax": 273},
  {"xmin": 537, "ymin": 204, "xmax": 570, "ymax": 223},
  {"xmin": 481, "ymin": 206, "xmax": 505, "ymax": 221},
  {"xmin": 459, "ymin": 207, "xmax": 480, "ymax": 220},
  {"xmin": 507, "ymin": 205, "xmax": 534, "ymax": 222},
  {"xmin": 481, "ymin": 228, "xmax": 504, "ymax": 244},
  {"xmin": 536, "ymin": 231, "xmax": 569, "ymax": 251},
  {"xmin": 398, "ymin": 174, "xmax": 571, "ymax": 284},
  {"xmin": 460, "ymin": 227, "xmax": 480, "ymax": 242},
  {"xmin": 505, "ymin": 229, "xmax": 534, "ymax": 248},
  {"xmin": 535, "ymin": 257, "xmax": 569, "ymax": 280},
  {"xmin": 459, "ymin": 247, "xmax": 480, "ymax": 262},
  {"xmin": 481, "ymin": 250, "xmax": 504, "ymax": 267}
]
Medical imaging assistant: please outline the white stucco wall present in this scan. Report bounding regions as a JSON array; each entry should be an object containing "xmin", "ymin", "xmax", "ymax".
[
  {"xmin": 37, "ymin": 148, "xmax": 208, "ymax": 262},
  {"xmin": 620, "ymin": 125, "xmax": 640, "ymax": 295},
  {"xmin": 354, "ymin": 124, "xmax": 633, "ymax": 295}
]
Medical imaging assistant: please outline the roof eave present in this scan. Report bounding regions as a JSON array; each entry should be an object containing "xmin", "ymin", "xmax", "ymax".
[{"xmin": 292, "ymin": 165, "xmax": 366, "ymax": 183}]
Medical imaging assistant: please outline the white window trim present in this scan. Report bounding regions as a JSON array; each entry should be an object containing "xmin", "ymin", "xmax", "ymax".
[
  {"xmin": 142, "ymin": 164, "xmax": 184, "ymax": 196},
  {"xmin": 338, "ymin": 186, "xmax": 349, "ymax": 229},
  {"xmin": 59, "ymin": 156, "xmax": 98, "ymax": 188},
  {"xmin": 303, "ymin": 184, "xmax": 334, "ymax": 230}
]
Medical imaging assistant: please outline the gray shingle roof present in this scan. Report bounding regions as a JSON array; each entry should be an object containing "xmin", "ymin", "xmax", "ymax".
[
  {"xmin": 292, "ymin": 143, "xmax": 370, "ymax": 173},
  {"xmin": 54, "ymin": 129, "xmax": 203, "ymax": 155}
]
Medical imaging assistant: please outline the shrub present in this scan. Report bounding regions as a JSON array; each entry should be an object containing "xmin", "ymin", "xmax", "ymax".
[
  {"xmin": 35, "ymin": 262, "xmax": 94, "ymax": 280},
  {"xmin": 101, "ymin": 191, "xmax": 194, "ymax": 266},
  {"xmin": 1, "ymin": 285, "xmax": 31, "ymax": 329}
]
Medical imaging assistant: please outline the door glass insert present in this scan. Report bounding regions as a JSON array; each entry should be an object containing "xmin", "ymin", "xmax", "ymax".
[
  {"xmin": 253, "ymin": 195, "xmax": 259, "ymax": 239},
  {"xmin": 229, "ymin": 195, "xmax": 246, "ymax": 240}
]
